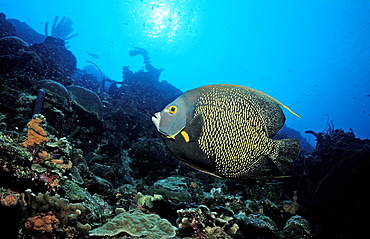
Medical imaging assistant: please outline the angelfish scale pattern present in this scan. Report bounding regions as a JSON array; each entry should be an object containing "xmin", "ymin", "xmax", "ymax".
[{"xmin": 194, "ymin": 86, "xmax": 275, "ymax": 178}]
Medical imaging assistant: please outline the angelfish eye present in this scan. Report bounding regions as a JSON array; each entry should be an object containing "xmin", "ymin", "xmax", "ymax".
[{"xmin": 168, "ymin": 105, "xmax": 178, "ymax": 114}]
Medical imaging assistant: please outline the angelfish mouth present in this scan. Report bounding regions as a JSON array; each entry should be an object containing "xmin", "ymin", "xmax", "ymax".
[{"xmin": 152, "ymin": 112, "xmax": 161, "ymax": 131}]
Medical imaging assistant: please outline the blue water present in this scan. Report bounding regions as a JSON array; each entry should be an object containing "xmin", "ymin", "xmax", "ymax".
[{"xmin": 3, "ymin": 0, "xmax": 370, "ymax": 143}]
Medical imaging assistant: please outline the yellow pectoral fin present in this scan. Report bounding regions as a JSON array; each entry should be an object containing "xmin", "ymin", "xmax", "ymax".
[{"xmin": 181, "ymin": 131, "xmax": 190, "ymax": 142}]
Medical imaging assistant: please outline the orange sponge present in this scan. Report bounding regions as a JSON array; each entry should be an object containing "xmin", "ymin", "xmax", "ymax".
[{"xmin": 22, "ymin": 116, "xmax": 50, "ymax": 147}]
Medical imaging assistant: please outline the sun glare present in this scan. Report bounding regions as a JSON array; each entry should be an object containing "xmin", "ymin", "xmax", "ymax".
[{"xmin": 139, "ymin": 0, "xmax": 181, "ymax": 41}]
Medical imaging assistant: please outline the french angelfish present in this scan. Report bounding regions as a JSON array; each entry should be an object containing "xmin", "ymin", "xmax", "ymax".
[{"xmin": 152, "ymin": 84, "xmax": 300, "ymax": 180}]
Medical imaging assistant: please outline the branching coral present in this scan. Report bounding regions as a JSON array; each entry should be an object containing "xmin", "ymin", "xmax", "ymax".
[{"xmin": 23, "ymin": 190, "xmax": 91, "ymax": 237}]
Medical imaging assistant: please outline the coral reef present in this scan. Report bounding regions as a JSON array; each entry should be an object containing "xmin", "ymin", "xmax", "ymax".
[
  {"xmin": 89, "ymin": 209, "xmax": 176, "ymax": 238},
  {"xmin": 281, "ymin": 191, "xmax": 299, "ymax": 215},
  {"xmin": 0, "ymin": 14, "xmax": 369, "ymax": 239},
  {"xmin": 176, "ymin": 205, "xmax": 239, "ymax": 238},
  {"xmin": 0, "ymin": 113, "xmax": 97, "ymax": 238},
  {"xmin": 129, "ymin": 138, "xmax": 181, "ymax": 184}
]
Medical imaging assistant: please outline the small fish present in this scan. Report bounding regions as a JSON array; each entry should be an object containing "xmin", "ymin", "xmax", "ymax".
[
  {"xmin": 152, "ymin": 84, "xmax": 301, "ymax": 180},
  {"xmin": 87, "ymin": 51, "xmax": 99, "ymax": 59}
]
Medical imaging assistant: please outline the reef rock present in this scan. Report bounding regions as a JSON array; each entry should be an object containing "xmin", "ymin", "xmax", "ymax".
[
  {"xmin": 146, "ymin": 176, "xmax": 191, "ymax": 202},
  {"xmin": 7, "ymin": 18, "xmax": 46, "ymax": 44},
  {"xmin": 0, "ymin": 36, "xmax": 28, "ymax": 55},
  {"xmin": 129, "ymin": 138, "xmax": 180, "ymax": 183},
  {"xmin": 236, "ymin": 213, "xmax": 279, "ymax": 239},
  {"xmin": 282, "ymin": 215, "xmax": 312, "ymax": 239},
  {"xmin": 0, "ymin": 13, "xmax": 16, "ymax": 37},
  {"xmin": 0, "ymin": 36, "xmax": 43, "ymax": 76}
]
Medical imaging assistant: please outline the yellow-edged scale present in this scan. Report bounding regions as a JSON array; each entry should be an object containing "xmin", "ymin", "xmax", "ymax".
[{"xmin": 152, "ymin": 84, "xmax": 301, "ymax": 180}]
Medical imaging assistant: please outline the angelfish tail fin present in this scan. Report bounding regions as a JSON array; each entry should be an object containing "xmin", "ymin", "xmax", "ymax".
[{"xmin": 270, "ymin": 138, "xmax": 300, "ymax": 174}]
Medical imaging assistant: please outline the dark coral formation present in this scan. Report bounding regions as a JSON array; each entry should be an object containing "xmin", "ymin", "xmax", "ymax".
[
  {"xmin": 29, "ymin": 36, "xmax": 76, "ymax": 83},
  {"xmin": 0, "ymin": 14, "xmax": 76, "ymax": 84},
  {"xmin": 293, "ymin": 128, "xmax": 370, "ymax": 238},
  {"xmin": 0, "ymin": 12, "xmax": 369, "ymax": 239},
  {"xmin": 6, "ymin": 18, "xmax": 46, "ymax": 44},
  {"xmin": 0, "ymin": 12, "xmax": 16, "ymax": 37}
]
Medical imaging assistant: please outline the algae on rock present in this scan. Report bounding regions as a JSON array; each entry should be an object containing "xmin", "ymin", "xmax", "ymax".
[
  {"xmin": 134, "ymin": 192, "xmax": 163, "ymax": 208},
  {"xmin": 61, "ymin": 180, "xmax": 86, "ymax": 201}
]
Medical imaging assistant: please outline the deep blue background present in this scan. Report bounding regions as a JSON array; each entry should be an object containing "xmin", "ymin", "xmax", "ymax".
[{"xmin": 2, "ymin": 0, "xmax": 370, "ymax": 143}]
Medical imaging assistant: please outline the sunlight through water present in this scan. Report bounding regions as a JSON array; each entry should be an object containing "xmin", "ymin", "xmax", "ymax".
[{"xmin": 131, "ymin": 0, "xmax": 197, "ymax": 43}]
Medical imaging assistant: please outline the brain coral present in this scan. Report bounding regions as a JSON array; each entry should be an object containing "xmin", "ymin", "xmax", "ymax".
[{"xmin": 89, "ymin": 210, "xmax": 176, "ymax": 238}]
